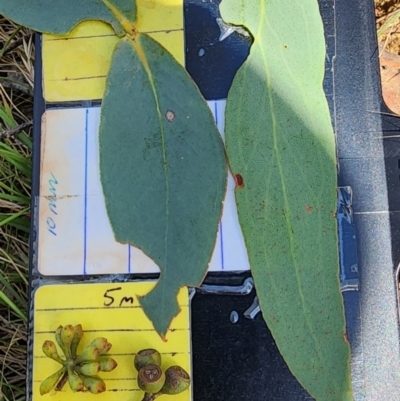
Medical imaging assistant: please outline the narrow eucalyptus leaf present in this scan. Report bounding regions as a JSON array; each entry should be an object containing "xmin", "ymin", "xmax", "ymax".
[
  {"xmin": 99, "ymin": 35, "xmax": 227, "ymax": 338},
  {"xmin": 220, "ymin": 0, "xmax": 353, "ymax": 400},
  {"xmin": 0, "ymin": 0, "xmax": 136, "ymax": 36}
]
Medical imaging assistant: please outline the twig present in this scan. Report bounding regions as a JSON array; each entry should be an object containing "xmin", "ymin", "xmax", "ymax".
[
  {"xmin": 55, "ymin": 371, "xmax": 68, "ymax": 391},
  {"xmin": 141, "ymin": 392, "xmax": 160, "ymax": 401},
  {"xmin": 0, "ymin": 121, "xmax": 32, "ymax": 140},
  {"xmin": 1, "ymin": 79, "xmax": 34, "ymax": 97},
  {"xmin": 0, "ymin": 30, "xmax": 31, "ymax": 58}
]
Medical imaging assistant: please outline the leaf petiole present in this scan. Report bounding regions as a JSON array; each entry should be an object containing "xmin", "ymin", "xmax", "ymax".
[{"xmin": 101, "ymin": 0, "xmax": 137, "ymax": 36}]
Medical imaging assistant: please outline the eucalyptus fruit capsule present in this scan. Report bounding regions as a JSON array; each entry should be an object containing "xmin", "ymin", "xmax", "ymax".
[
  {"xmin": 161, "ymin": 366, "xmax": 190, "ymax": 395},
  {"xmin": 134, "ymin": 348, "xmax": 162, "ymax": 371},
  {"xmin": 137, "ymin": 364, "xmax": 165, "ymax": 394}
]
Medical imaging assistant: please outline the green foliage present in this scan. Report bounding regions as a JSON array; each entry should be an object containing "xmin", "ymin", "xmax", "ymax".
[
  {"xmin": 220, "ymin": 0, "xmax": 353, "ymax": 400},
  {"xmin": 0, "ymin": 0, "xmax": 136, "ymax": 36},
  {"xmin": 99, "ymin": 35, "xmax": 226, "ymax": 337}
]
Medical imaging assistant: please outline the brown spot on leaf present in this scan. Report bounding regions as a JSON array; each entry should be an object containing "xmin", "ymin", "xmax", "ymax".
[
  {"xmin": 305, "ymin": 205, "xmax": 313, "ymax": 213},
  {"xmin": 234, "ymin": 174, "xmax": 244, "ymax": 189},
  {"xmin": 165, "ymin": 110, "xmax": 175, "ymax": 122},
  {"xmin": 343, "ymin": 331, "xmax": 349, "ymax": 344}
]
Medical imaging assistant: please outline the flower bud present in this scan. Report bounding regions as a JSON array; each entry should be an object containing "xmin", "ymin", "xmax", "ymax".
[
  {"xmin": 67, "ymin": 368, "xmax": 85, "ymax": 392},
  {"xmin": 87, "ymin": 337, "xmax": 112, "ymax": 355},
  {"xmin": 55, "ymin": 325, "xmax": 67, "ymax": 357},
  {"xmin": 39, "ymin": 367, "xmax": 66, "ymax": 395},
  {"xmin": 60, "ymin": 324, "xmax": 74, "ymax": 358},
  {"xmin": 79, "ymin": 374, "xmax": 106, "ymax": 394},
  {"xmin": 97, "ymin": 356, "xmax": 118, "ymax": 372},
  {"xmin": 79, "ymin": 362, "xmax": 101, "ymax": 376},
  {"xmin": 75, "ymin": 346, "xmax": 100, "ymax": 364},
  {"xmin": 70, "ymin": 324, "xmax": 84, "ymax": 358},
  {"xmin": 42, "ymin": 340, "xmax": 64, "ymax": 364}
]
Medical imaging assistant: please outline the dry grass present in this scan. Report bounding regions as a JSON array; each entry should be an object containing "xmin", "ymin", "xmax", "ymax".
[
  {"xmin": 375, "ymin": 0, "xmax": 400, "ymax": 54},
  {"xmin": 0, "ymin": 17, "xmax": 33, "ymax": 401}
]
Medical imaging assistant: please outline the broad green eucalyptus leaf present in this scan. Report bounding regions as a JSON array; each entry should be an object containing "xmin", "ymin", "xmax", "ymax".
[
  {"xmin": 0, "ymin": 0, "xmax": 136, "ymax": 36},
  {"xmin": 220, "ymin": 1, "xmax": 353, "ymax": 400},
  {"xmin": 99, "ymin": 35, "xmax": 227, "ymax": 338}
]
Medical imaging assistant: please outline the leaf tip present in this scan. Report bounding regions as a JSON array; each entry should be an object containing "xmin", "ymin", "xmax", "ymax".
[{"xmin": 137, "ymin": 286, "xmax": 181, "ymax": 341}]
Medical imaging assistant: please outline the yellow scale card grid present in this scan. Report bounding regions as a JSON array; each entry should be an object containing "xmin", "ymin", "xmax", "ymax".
[
  {"xmin": 42, "ymin": 0, "xmax": 184, "ymax": 102},
  {"xmin": 33, "ymin": 283, "xmax": 191, "ymax": 401}
]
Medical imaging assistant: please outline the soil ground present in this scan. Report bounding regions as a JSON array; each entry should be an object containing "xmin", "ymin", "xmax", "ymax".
[
  {"xmin": 375, "ymin": 0, "xmax": 400, "ymax": 113},
  {"xmin": 376, "ymin": 0, "xmax": 400, "ymax": 54}
]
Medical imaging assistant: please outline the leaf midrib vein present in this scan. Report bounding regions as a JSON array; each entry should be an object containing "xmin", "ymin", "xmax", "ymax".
[
  {"xmin": 101, "ymin": 0, "xmax": 133, "ymax": 34},
  {"xmin": 131, "ymin": 36, "xmax": 170, "ymax": 278},
  {"xmin": 256, "ymin": 0, "xmax": 323, "ymax": 365}
]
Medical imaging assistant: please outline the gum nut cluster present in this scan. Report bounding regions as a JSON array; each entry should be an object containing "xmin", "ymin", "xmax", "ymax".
[
  {"xmin": 134, "ymin": 348, "xmax": 191, "ymax": 397},
  {"xmin": 40, "ymin": 324, "xmax": 117, "ymax": 395}
]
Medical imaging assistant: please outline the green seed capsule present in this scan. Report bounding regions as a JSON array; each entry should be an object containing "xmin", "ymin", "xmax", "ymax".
[
  {"xmin": 39, "ymin": 367, "xmax": 66, "ymax": 395},
  {"xmin": 137, "ymin": 364, "xmax": 165, "ymax": 394},
  {"xmin": 134, "ymin": 349, "xmax": 161, "ymax": 371},
  {"xmin": 42, "ymin": 340, "xmax": 64, "ymax": 364},
  {"xmin": 161, "ymin": 366, "xmax": 190, "ymax": 395}
]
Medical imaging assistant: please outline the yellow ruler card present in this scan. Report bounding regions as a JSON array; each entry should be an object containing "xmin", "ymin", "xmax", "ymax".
[
  {"xmin": 42, "ymin": 0, "xmax": 184, "ymax": 102},
  {"xmin": 33, "ymin": 282, "xmax": 191, "ymax": 400}
]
